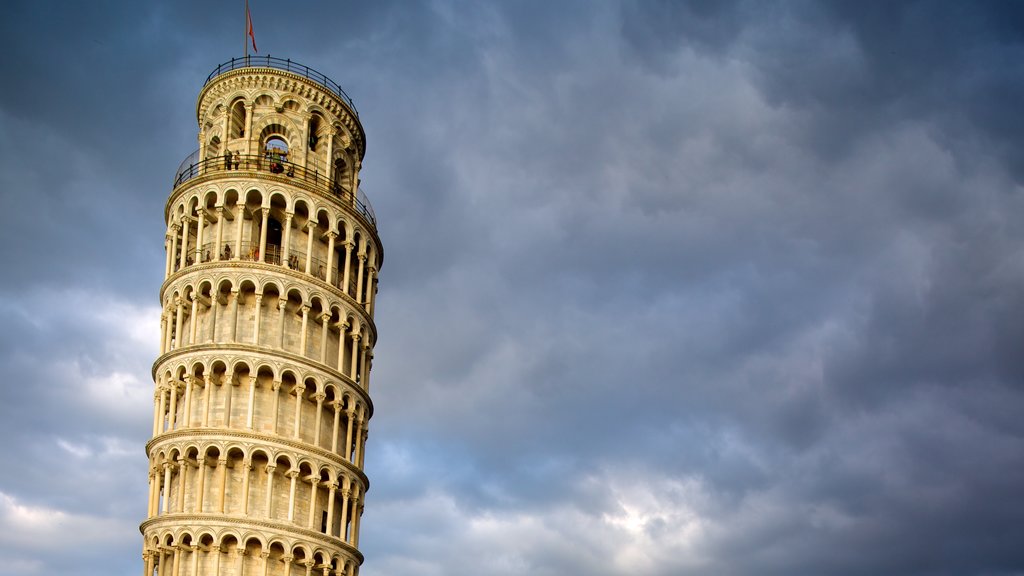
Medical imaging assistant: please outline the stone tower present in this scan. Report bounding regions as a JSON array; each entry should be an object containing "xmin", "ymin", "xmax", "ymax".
[{"xmin": 142, "ymin": 56, "xmax": 382, "ymax": 576}]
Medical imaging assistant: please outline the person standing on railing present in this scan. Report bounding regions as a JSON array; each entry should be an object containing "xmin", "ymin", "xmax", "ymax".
[
  {"xmin": 232, "ymin": 151, "xmax": 240, "ymax": 170},
  {"xmin": 224, "ymin": 151, "xmax": 232, "ymax": 170}
]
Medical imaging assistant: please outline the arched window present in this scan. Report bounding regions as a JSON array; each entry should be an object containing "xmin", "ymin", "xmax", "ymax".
[
  {"xmin": 264, "ymin": 136, "xmax": 289, "ymax": 174},
  {"xmin": 229, "ymin": 100, "xmax": 246, "ymax": 138}
]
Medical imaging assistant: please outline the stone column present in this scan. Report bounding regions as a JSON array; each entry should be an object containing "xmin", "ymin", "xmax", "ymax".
[
  {"xmin": 281, "ymin": 212, "xmax": 294, "ymax": 266},
  {"xmin": 217, "ymin": 457, "xmax": 228, "ymax": 513},
  {"xmin": 335, "ymin": 321, "xmax": 349, "ymax": 371},
  {"xmin": 258, "ymin": 207, "xmax": 270, "ymax": 262},
  {"xmin": 349, "ymin": 332, "xmax": 361, "ymax": 381},
  {"xmin": 208, "ymin": 293, "xmax": 218, "ymax": 343},
  {"xmin": 341, "ymin": 241, "xmax": 353, "ymax": 296},
  {"xmin": 229, "ymin": 289, "xmax": 241, "ymax": 342},
  {"xmin": 286, "ymin": 470, "xmax": 299, "ymax": 522},
  {"xmin": 313, "ymin": 392, "xmax": 326, "ymax": 448},
  {"xmin": 147, "ymin": 471, "xmax": 156, "ymax": 517},
  {"xmin": 240, "ymin": 458, "xmax": 253, "ymax": 514},
  {"xmin": 263, "ymin": 464, "xmax": 276, "ymax": 518},
  {"xmin": 366, "ymin": 267, "xmax": 378, "ymax": 313},
  {"xmin": 277, "ymin": 298, "xmax": 288, "ymax": 349},
  {"xmin": 270, "ymin": 380, "xmax": 282, "ymax": 434},
  {"xmin": 355, "ymin": 252, "xmax": 367, "ymax": 303},
  {"xmin": 179, "ymin": 218, "xmax": 191, "ymax": 270},
  {"xmin": 325, "ymin": 231, "xmax": 337, "ymax": 284},
  {"xmin": 233, "ymin": 207, "xmax": 244, "ymax": 261},
  {"xmin": 171, "ymin": 546, "xmax": 181, "ymax": 576},
  {"xmin": 353, "ymin": 417, "xmax": 365, "ymax": 468},
  {"xmin": 152, "ymin": 388, "xmax": 164, "ymax": 436},
  {"xmin": 359, "ymin": 428, "xmax": 369, "ymax": 469},
  {"xmin": 299, "ymin": 305, "xmax": 311, "ymax": 357},
  {"xmin": 304, "ymin": 221, "xmax": 317, "ymax": 275},
  {"xmin": 292, "ymin": 384, "xmax": 305, "ymax": 439},
  {"xmin": 319, "ymin": 313, "xmax": 331, "ymax": 363},
  {"xmin": 214, "ymin": 207, "xmax": 225, "ymax": 260},
  {"xmin": 252, "ymin": 293, "xmax": 263, "ymax": 345},
  {"xmin": 306, "ymin": 477, "xmax": 320, "ymax": 529},
  {"xmin": 173, "ymin": 298, "xmax": 184, "ymax": 351},
  {"xmin": 325, "ymin": 481, "xmax": 338, "ymax": 537},
  {"xmin": 330, "ymin": 402, "xmax": 342, "ymax": 454},
  {"xmin": 161, "ymin": 463, "xmax": 171, "ymax": 514},
  {"xmin": 246, "ymin": 374, "xmax": 257, "ymax": 430},
  {"xmin": 339, "ymin": 489, "xmax": 351, "ymax": 543},
  {"xmin": 189, "ymin": 296, "xmax": 199, "ymax": 345},
  {"xmin": 353, "ymin": 499, "xmax": 364, "ymax": 547},
  {"xmin": 167, "ymin": 380, "xmax": 178, "ymax": 431},
  {"xmin": 190, "ymin": 545, "xmax": 200, "ymax": 576},
  {"xmin": 169, "ymin": 224, "xmax": 180, "ymax": 272},
  {"xmin": 344, "ymin": 410, "xmax": 355, "ymax": 463},
  {"xmin": 176, "ymin": 458, "xmax": 187, "ymax": 512},
  {"xmin": 211, "ymin": 545, "xmax": 221, "ymax": 574},
  {"xmin": 182, "ymin": 378, "xmax": 195, "ymax": 428},
  {"xmin": 235, "ymin": 547, "xmax": 246, "ymax": 576},
  {"xmin": 196, "ymin": 457, "xmax": 207, "ymax": 512},
  {"xmin": 164, "ymin": 236, "xmax": 172, "ymax": 277},
  {"xmin": 157, "ymin": 384, "xmax": 168, "ymax": 434},
  {"xmin": 202, "ymin": 375, "xmax": 214, "ymax": 427},
  {"xmin": 159, "ymin": 314, "xmax": 168, "ymax": 355},
  {"xmin": 194, "ymin": 210, "xmax": 206, "ymax": 263},
  {"xmin": 260, "ymin": 551, "xmax": 271, "ymax": 576},
  {"xmin": 223, "ymin": 372, "xmax": 234, "ymax": 428}
]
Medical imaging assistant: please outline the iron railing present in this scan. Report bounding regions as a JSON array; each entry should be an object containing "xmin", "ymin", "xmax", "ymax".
[
  {"xmin": 172, "ymin": 151, "xmax": 377, "ymax": 229},
  {"xmin": 205, "ymin": 56, "xmax": 358, "ymax": 116},
  {"xmin": 179, "ymin": 242, "xmax": 359, "ymax": 295}
]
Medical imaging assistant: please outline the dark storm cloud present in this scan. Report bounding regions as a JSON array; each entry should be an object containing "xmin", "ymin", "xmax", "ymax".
[{"xmin": 2, "ymin": 1, "xmax": 1024, "ymax": 575}]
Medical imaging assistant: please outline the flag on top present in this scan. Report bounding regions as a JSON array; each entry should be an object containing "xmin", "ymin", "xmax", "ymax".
[{"xmin": 246, "ymin": 0, "xmax": 258, "ymax": 54}]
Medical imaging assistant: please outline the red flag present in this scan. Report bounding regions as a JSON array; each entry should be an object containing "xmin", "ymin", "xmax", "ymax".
[{"xmin": 247, "ymin": 1, "xmax": 258, "ymax": 53}]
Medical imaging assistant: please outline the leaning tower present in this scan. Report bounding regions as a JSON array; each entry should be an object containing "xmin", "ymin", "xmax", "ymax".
[{"xmin": 142, "ymin": 56, "xmax": 382, "ymax": 576}]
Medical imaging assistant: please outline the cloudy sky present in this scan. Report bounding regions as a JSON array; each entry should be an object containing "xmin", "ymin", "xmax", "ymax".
[{"xmin": 2, "ymin": 1, "xmax": 1024, "ymax": 574}]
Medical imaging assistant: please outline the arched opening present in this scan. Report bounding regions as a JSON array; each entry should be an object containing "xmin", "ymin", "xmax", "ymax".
[{"xmin": 229, "ymin": 99, "xmax": 246, "ymax": 138}]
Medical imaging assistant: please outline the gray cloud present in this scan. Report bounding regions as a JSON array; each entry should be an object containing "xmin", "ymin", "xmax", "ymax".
[{"xmin": 2, "ymin": 1, "xmax": 1024, "ymax": 575}]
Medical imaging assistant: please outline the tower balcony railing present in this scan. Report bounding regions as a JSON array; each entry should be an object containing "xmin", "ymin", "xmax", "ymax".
[
  {"xmin": 205, "ymin": 55, "xmax": 358, "ymax": 116},
  {"xmin": 172, "ymin": 150, "xmax": 377, "ymax": 229},
  {"xmin": 179, "ymin": 242, "xmax": 360, "ymax": 296}
]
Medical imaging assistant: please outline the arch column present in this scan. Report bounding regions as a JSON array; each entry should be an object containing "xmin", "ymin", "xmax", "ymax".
[
  {"xmin": 179, "ymin": 217, "xmax": 191, "ymax": 270},
  {"xmin": 217, "ymin": 457, "xmax": 229, "ymax": 513},
  {"xmin": 344, "ymin": 410, "xmax": 355, "ymax": 463},
  {"xmin": 241, "ymin": 458, "xmax": 253, "ymax": 514},
  {"xmin": 306, "ymin": 477, "xmax": 320, "ymax": 530},
  {"xmin": 341, "ymin": 241, "xmax": 353, "ymax": 296},
  {"xmin": 355, "ymin": 252, "xmax": 366, "ymax": 303},
  {"xmin": 299, "ymin": 305, "xmax": 311, "ymax": 357},
  {"xmin": 277, "ymin": 298, "xmax": 288, "ymax": 349},
  {"xmin": 173, "ymin": 298, "xmax": 184, "ymax": 351},
  {"xmin": 319, "ymin": 313, "xmax": 331, "ymax": 364},
  {"xmin": 304, "ymin": 221, "xmax": 317, "ymax": 275},
  {"xmin": 353, "ymin": 417, "xmax": 365, "ymax": 467},
  {"xmin": 202, "ymin": 375, "xmax": 214, "ymax": 427},
  {"xmin": 182, "ymin": 378, "xmax": 195, "ymax": 427},
  {"xmin": 313, "ymin": 392, "xmax": 326, "ymax": 447},
  {"xmin": 195, "ymin": 456, "xmax": 208, "ymax": 512},
  {"xmin": 270, "ymin": 380, "xmax": 282, "ymax": 434},
  {"xmin": 176, "ymin": 457, "xmax": 187, "ymax": 512},
  {"xmin": 325, "ymin": 231, "xmax": 337, "ymax": 284},
  {"xmin": 366, "ymin": 267, "xmax": 378, "ymax": 313},
  {"xmin": 164, "ymin": 236, "xmax": 173, "ymax": 277},
  {"xmin": 214, "ymin": 207, "xmax": 225, "ymax": 260},
  {"xmin": 292, "ymin": 383, "xmax": 305, "ymax": 439},
  {"xmin": 169, "ymin": 224, "xmax": 180, "ymax": 273},
  {"xmin": 330, "ymin": 402, "xmax": 342, "ymax": 453},
  {"xmin": 253, "ymin": 293, "xmax": 264, "ymax": 345},
  {"xmin": 233, "ymin": 206, "xmax": 245, "ymax": 260},
  {"xmin": 325, "ymin": 481, "xmax": 338, "ymax": 536},
  {"xmin": 335, "ymin": 321, "xmax": 349, "ymax": 370},
  {"xmin": 229, "ymin": 289, "xmax": 241, "ymax": 342},
  {"xmin": 263, "ymin": 464, "xmax": 276, "ymax": 518},
  {"xmin": 348, "ymin": 332, "xmax": 361, "ymax": 381},
  {"xmin": 167, "ymin": 380, "xmax": 179, "ymax": 431},
  {"xmin": 339, "ymin": 489, "xmax": 351, "ymax": 543},
  {"xmin": 189, "ymin": 295, "xmax": 199, "ymax": 345},
  {"xmin": 258, "ymin": 207, "xmax": 270, "ymax": 262},
  {"xmin": 190, "ymin": 545, "xmax": 200, "ymax": 576},
  {"xmin": 194, "ymin": 210, "xmax": 206, "ymax": 263},
  {"xmin": 286, "ymin": 469, "xmax": 299, "ymax": 522},
  {"xmin": 246, "ymin": 373, "xmax": 258, "ymax": 430},
  {"xmin": 160, "ymin": 463, "xmax": 171, "ymax": 514},
  {"xmin": 281, "ymin": 212, "xmax": 294, "ymax": 266}
]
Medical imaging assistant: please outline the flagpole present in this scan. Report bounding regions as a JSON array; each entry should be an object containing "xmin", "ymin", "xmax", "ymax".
[{"xmin": 244, "ymin": 0, "xmax": 249, "ymax": 58}]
